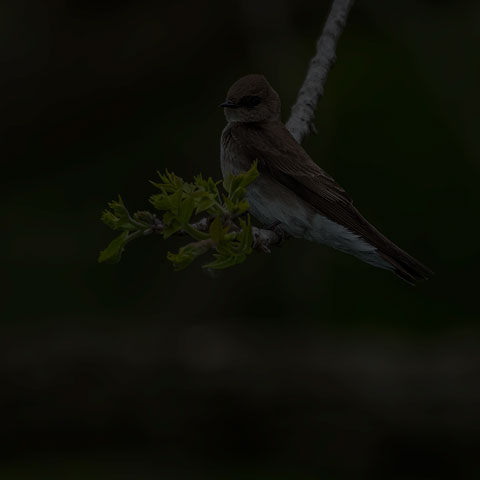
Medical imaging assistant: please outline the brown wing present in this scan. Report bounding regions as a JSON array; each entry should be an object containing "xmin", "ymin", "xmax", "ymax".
[
  {"xmin": 231, "ymin": 121, "xmax": 351, "ymax": 204},
  {"xmin": 230, "ymin": 122, "xmax": 432, "ymax": 283}
]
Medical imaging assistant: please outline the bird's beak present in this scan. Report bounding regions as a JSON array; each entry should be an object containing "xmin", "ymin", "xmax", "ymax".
[{"xmin": 219, "ymin": 100, "xmax": 239, "ymax": 108}]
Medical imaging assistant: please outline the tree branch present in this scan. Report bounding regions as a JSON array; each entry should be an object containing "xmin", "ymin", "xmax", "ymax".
[
  {"xmin": 285, "ymin": 0, "xmax": 356, "ymax": 144},
  {"xmin": 153, "ymin": 216, "xmax": 286, "ymax": 254}
]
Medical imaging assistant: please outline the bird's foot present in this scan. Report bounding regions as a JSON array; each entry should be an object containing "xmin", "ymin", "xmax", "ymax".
[
  {"xmin": 267, "ymin": 221, "xmax": 291, "ymax": 245},
  {"xmin": 252, "ymin": 222, "xmax": 291, "ymax": 254}
]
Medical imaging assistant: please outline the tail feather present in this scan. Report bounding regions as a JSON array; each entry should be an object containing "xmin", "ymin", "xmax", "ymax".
[
  {"xmin": 351, "ymin": 211, "xmax": 433, "ymax": 285},
  {"xmin": 379, "ymin": 246, "xmax": 433, "ymax": 285}
]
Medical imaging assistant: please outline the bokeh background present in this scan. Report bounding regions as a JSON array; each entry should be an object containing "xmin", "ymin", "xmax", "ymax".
[{"xmin": 2, "ymin": 0, "xmax": 480, "ymax": 478}]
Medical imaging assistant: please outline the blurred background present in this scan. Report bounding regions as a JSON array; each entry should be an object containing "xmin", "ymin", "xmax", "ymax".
[{"xmin": 2, "ymin": 0, "xmax": 480, "ymax": 478}]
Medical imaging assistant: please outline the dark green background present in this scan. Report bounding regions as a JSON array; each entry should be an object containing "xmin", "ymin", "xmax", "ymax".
[{"xmin": 2, "ymin": 0, "xmax": 479, "ymax": 478}]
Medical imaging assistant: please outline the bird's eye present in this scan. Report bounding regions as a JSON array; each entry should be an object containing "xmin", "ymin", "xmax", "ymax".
[{"xmin": 241, "ymin": 95, "xmax": 262, "ymax": 108}]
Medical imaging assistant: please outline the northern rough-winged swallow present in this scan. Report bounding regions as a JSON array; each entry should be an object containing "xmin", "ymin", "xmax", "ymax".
[{"xmin": 220, "ymin": 74, "xmax": 432, "ymax": 283}]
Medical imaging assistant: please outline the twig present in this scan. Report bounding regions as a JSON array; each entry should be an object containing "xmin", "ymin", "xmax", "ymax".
[
  {"xmin": 153, "ymin": 215, "xmax": 284, "ymax": 253},
  {"xmin": 285, "ymin": 0, "xmax": 356, "ymax": 144}
]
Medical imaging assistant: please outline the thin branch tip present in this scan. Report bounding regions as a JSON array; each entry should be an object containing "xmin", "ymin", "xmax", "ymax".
[{"xmin": 286, "ymin": 0, "xmax": 356, "ymax": 144}]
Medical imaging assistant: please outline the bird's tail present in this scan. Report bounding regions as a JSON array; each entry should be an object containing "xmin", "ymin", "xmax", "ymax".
[{"xmin": 378, "ymin": 244, "xmax": 433, "ymax": 285}]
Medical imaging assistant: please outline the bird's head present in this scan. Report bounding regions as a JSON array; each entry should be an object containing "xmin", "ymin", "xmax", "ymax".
[{"xmin": 220, "ymin": 74, "xmax": 281, "ymax": 123}]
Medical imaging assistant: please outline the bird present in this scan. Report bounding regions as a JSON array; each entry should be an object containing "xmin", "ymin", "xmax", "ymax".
[{"xmin": 220, "ymin": 74, "xmax": 432, "ymax": 284}]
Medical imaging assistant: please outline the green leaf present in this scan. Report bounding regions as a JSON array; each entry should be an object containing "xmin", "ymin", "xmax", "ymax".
[
  {"xmin": 215, "ymin": 241, "xmax": 234, "ymax": 256},
  {"xmin": 224, "ymin": 195, "xmax": 251, "ymax": 215},
  {"xmin": 178, "ymin": 196, "xmax": 195, "ymax": 226},
  {"xmin": 228, "ymin": 176, "xmax": 244, "ymax": 196},
  {"xmin": 167, "ymin": 242, "xmax": 210, "ymax": 271},
  {"xmin": 223, "ymin": 161, "xmax": 258, "ymax": 200},
  {"xmin": 183, "ymin": 224, "xmax": 210, "ymax": 241},
  {"xmin": 192, "ymin": 190, "xmax": 217, "ymax": 214},
  {"xmin": 195, "ymin": 174, "xmax": 220, "ymax": 197},
  {"xmin": 203, "ymin": 214, "xmax": 253, "ymax": 270},
  {"xmin": 242, "ymin": 160, "xmax": 259, "ymax": 187},
  {"xmin": 101, "ymin": 197, "xmax": 136, "ymax": 231},
  {"xmin": 162, "ymin": 211, "xmax": 182, "ymax": 238},
  {"xmin": 209, "ymin": 216, "xmax": 224, "ymax": 243},
  {"xmin": 98, "ymin": 232, "xmax": 128, "ymax": 264},
  {"xmin": 101, "ymin": 210, "xmax": 120, "ymax": 230},
  {"xmin": 195, "ymin": 196, "xmax": 216, "ymax": 214},
  {"xmin": 169, "ymin": 189, "xmax": 183, "ymax": 216},
  {"xmin": 182, "ymin": 183, "xmax": 196, "ymax": 194},
  {"xmin": 203, "ymin": 253, "xmax": 246, "ymax": 270},
  {"xmin": 149, "ymin": 193, "xmax": 171, "ymax": 211},
  {"xmin": 236, "ymin": 200, "xmax": 251, "ymax": 215},
  {"xmin": 151, "ymin": 170, "xmax": 184, "ymax": 193},
  {"xmin": 133, "ymin": 211, "xmax": 155, "ymax": 224},
  {"xmin": 238, "ymin": 216, "xmax": 253, "ymax": 253},
  {"xmin": 230, "ymin": 186, "xmax": 247, "ymax": 203},
  {"xmin": 222, "ymin": 174, "xmax": 234, "ymax": 195},
  {"xmin": 108, "ymin": 195, "xmax": 126, "ymax": 215}
]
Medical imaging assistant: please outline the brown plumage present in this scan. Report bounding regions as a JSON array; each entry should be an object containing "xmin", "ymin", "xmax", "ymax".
[{"xmin": 220, "ymin": 74, "xmax": 432, "ymax": 284}]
